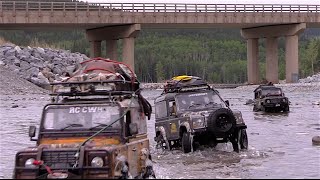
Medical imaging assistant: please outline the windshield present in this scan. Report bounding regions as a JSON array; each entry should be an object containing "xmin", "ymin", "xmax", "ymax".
[
  {"xmin": 176, "ymin": 91, "xmax": 225, "ymax": 111},
  {"xmin": 43, "ymin": 104, "xmax": 121, "ymax": 130},
  {"xmin": 262, "ymin": 88, "xmax": 282, "ymax": 97}
]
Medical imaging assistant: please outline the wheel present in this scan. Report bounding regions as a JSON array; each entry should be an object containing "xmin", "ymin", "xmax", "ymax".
[
  {"xmin": 253, "ymin": 105, "xmax": 259, "ymax": 112},
  {"xmin": 181, "ymin": 132, "xmax": 193, "ymax": 153},
  {"xmin": 207, "ymin": 108, "xmax": 236, "ymax": 135},
  {"xmin": 239, "ymin": 129, "xmax": 248, "ymax": 150},
  {"xmin": 155, "ymin": 134, "xmax": 170, "ymax": 150},
  {"xmin": 283, "ymin": 106, "xmax": 290, "ymax": 112},
  {"xmin": 231, "ymin": 129, "xmax": 248, "ymax": 152}
]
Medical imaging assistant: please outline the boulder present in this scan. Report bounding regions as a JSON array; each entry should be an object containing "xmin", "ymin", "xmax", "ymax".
[{"xmin": 312, "ymin": 136, "xmax": 320, "ymax": 146}]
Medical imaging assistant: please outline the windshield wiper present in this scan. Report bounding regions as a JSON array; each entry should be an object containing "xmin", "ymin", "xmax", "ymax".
[
  {"xmin": 89, "ymin": 123, "xmax": 111, "ymax": 130},
  {"xmin": 61, "ymin": 123, "xmax": 83, "ymax": 130},
  {"xmin": 188, "ymin": 103, "xmax": 202, "ymax": 109},
  {"xmin": 205, "ymin": 101, "xmax": 218, "ymax": 107}
]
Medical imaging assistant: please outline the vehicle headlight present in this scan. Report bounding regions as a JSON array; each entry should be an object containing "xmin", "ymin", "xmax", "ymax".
[
  {"xmin": 266, "ymin": 100, "xmax": 271, "ymax": 103},
  {"xmin": 236, "ymin": 115, "xmax": 244, "ymax": 124},
  {"xmin": 282, "ymin": 98, "xmax": 286, "ymax": 102},
  {"xmin": 91, "ymin": 157, "xmax": 104, "ymax": 167},
  {"xmin": 192, "ymin": 118, "xmax": 205, "ymax": 129},
  {"xmin": 25, "ymin": 158, "xmax": 36, "ymax": 168}
]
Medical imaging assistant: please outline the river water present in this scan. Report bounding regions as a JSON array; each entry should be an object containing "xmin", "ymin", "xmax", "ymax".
[{"xmin": 1, "ymin": 84, "xmax": 319, "ymax": 179}]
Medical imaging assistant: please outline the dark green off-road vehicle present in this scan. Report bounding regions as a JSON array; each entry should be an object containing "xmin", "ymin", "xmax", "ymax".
[
  {"xmin": 154, "ymin": 76, "xmax": 248, "ymax": 153},
  {"xmin": 253, "ymin": 84, "xmax": 290, "ymax": 113}
]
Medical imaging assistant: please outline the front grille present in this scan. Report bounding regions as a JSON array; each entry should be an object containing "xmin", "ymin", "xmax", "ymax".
[
  {"xmin": 42, "ymin": 150, "xmax": 78, "ymax": 168},
  {"xmin": 270, "ymin": 99, "xmax": 281, "ymax": 103}
]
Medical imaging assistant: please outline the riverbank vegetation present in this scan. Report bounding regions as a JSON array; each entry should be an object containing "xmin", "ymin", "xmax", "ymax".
[{"xmin": 0, "ymin": 28, "xmax": 319, "ymax": 83}]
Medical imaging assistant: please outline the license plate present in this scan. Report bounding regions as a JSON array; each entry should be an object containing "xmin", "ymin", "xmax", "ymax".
[
  {"xmin": 47, "ymin": 172, "xmax": 68, "ymax": 179},
  {"xmin": 276, "ymin": 104, "xmax": 280, "ymax": 107}
]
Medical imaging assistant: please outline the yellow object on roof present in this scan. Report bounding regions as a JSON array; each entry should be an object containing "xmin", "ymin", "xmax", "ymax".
[{"xmin": 172, "ymin": 75, "xmax": 192, "ymax": 81}]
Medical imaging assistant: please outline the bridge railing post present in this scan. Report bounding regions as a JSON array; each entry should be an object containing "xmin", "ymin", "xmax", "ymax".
[
  {"xmin": 13, "ymin": 1, "xmax": 15, "ymax": 14},
  {"xmin": 87, "ymin": 2, "xmax": 89, "ymax": 13},
  {"xmin": 205, "ymin": 4, "xmax": 207, "ymax": 14},
  {"xmin": 63, "ymin": 2, "xmax": 66, "ymax": 14},
  {"xmin": 98, "ymin": 3, "xmax": 101, "ymax": 16},
  {"xmin": 143, "ymin": 3, "xmax": 145, "ymax": 14},
  {"xmin": 164, "ymin": 3, "xmax": 166, "ymax": 13}
]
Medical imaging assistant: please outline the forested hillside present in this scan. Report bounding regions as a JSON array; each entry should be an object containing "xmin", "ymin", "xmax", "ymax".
[{"xmin": 1, "ymin": 28, "xmax": 319, "ymax": 83}]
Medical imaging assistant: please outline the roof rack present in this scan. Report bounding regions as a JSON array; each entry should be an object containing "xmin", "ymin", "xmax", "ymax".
[
  {"xmin": 254, "ymin": 83, "xmax": 280, "ymax": 92},
  {"xmin": 162, "ymin": 75, "xmax": 210, "ymax": 94},
  {"xmin": 50, "ymin": 80, "xmax": 139, "ymax": 96}
]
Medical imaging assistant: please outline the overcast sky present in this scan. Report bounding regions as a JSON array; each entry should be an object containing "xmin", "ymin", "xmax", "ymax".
[{"xmin": 86, "ymin": 0, "xmax": 320, "ymax": 5}]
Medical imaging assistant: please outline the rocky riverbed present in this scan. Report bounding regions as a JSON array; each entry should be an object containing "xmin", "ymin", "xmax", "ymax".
[{"xmin": 0, "ymin": 43, "xmax": 89, "ymax": 90}]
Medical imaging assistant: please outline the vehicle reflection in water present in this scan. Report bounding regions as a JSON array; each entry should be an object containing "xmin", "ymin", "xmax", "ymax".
[{"xmin": 1, "ymin": 85, "xmax": 320, "ymax": 179}]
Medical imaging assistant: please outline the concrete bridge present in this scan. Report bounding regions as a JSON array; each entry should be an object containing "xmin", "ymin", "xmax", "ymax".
[{"xmin": 0, "ymin": 1, "xmax": 319, "ymax": 84}]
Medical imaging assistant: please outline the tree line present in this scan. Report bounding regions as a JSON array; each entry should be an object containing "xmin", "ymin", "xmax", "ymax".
[{"xmin": 0, "ymin": 28, "xmax": 319, "ymax": 83}]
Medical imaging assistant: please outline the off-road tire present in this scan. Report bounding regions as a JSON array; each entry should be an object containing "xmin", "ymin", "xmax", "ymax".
[
  {"xmin": 181, "ymin": 132, "xmax": 192, "ymax": 153},
  {"xmin": 239, "ymin": 129, "xmax": 248, "ymax": 150},
  {"xmin": 155, "ymin": 134, "xmax": 170, "ymax": 150},
  {"xmin": 207, "ymin": 108, "xmax": 237, "ymax": 135},
  {"xmin": 232, "ymin": 129, "xmax": 248, "ymax": 152}
]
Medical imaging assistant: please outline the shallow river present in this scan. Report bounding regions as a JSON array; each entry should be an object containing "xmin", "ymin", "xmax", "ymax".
[{"xmin": 1, "ymin": 85, "xmax": 319, "ymax": 179}]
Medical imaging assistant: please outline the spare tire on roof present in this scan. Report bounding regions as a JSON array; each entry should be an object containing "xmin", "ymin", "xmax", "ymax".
[{"xmin": 207, "ymin": 108, "xmax": 236, "ymax": 135}]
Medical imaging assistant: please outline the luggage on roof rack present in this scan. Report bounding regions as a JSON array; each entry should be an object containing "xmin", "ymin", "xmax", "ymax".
[
  {"xmin": 163, "ymin": 75, "xmax": 210, "ymax": 94},
  {"xmin": 51, "ymin": 57, "xmax": 139, "ymax": 96}
]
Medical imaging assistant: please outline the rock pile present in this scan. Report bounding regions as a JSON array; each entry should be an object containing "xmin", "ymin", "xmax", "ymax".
[
  {"xmin": 299, "ymin": 73, "xmax": 320, "ymax": 83},
  {"xmin": 0, "ymin": 43, "xmax": 89, "ymax": 89}
]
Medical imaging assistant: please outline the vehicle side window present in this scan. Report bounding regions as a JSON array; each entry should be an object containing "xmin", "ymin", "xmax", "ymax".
[
  {"xmin": 155, "ymin": 101, "xmax": 167, "ymax": 118},
  {"xmin": 168, "ymin": 101, "xmax": 177, "ymax": 116}
]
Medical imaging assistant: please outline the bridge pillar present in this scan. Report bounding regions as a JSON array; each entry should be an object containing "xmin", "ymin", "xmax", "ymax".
[
  {"xmin": 122, "ymin": 38, "xmax": 135, "ymax": 72},
  {"xmin": 266, "ymin": 37, "xmax": 279, "ymax": 84},
  {"xmin": 90, "ymin": 41, "xmax": 101, "ymax": 58},
  {"xmin": 285, "ymin": 35, "xmax": 299, "ymax": 83},
  {"xmin": 106, "ymin": 39, "xmax": 118, "ymax": 60},
  {"xmin": 241, "ymin": 23, "xmax": 306, "ymax": 84},
  {"xmin": 86, "ymin": 24, "xmax": 141, "ymax": 71},
  {"xmin": 247, "ymin": 38, "xmax": 260, "ymax": 84}
]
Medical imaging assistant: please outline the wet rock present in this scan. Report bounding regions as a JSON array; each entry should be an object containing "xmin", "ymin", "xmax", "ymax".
[
  {"xmin": 312, "ymin": 101, "xmax": 320, "ymax": 105},
  {"xmin": 245, "ymin": 99, "xmax": 254, "ymax": 105},
  {"xmin": 312, "ymin": 136, "xmax": 320, "ymax": 146},
  {"xmin": 11, "ymin": 105, "xmax": 19, "ymax": 108}
]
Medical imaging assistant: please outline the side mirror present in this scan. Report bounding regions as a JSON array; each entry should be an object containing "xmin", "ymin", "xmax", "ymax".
[
  {"xmin": 225, "ymin": 100, "xmax": 230, "ymax": 107},
  {"xmin": 129, "ymin": 123, "xmax": 138, "ymax": 136},
  {"xmin": 29, "ymin": 126, "xmax": 36, "ymax": 138}
]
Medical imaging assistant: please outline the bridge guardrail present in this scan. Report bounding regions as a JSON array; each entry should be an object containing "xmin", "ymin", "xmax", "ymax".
[{"xmin": 0, "ymin": 1, "xmax": 319, "ymax": 13}]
